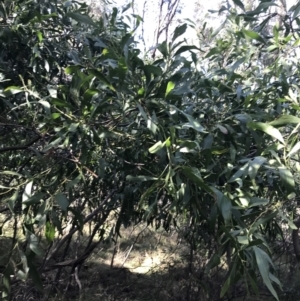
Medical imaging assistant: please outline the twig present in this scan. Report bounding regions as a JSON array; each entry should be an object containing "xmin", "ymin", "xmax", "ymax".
[
  {"xmin": 74, "ymin": 266, "xmax": 82, "ymax": 291},
  {"xmin": 121, "ymin": 244, "xmax": 133, "ymax": 268},
  {"xmin": 66, "ymin": 155, "xmax": 99, "ymax": 178},
  {"xmin": 0, "ymin": 135, "xmax": 41, "ymax": 153},
  {"xmin": 44, "ymin": 189, "xmax": 117, "ymax": 267},
  {"xmin": 110, "ymin": 234, "xmax": 119, "ymax": 268}
]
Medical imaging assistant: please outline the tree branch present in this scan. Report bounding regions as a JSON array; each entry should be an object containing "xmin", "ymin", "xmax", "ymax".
[{"xmin": 0, "ymin": 135, "xmax": 41, "ymax": 153}]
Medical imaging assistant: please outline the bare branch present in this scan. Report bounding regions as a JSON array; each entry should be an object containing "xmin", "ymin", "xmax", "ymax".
[{"xmin": 0, "ymin": 135, "xmax": 41, "ymax": 153}]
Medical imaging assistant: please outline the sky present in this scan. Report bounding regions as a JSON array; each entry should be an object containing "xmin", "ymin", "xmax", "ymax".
[
  {"xmin": 115, "ymin": 0, "xmax": 298, "ymax": 52},
  {"xmin": 86, "ymin": 0, "xmax": 299, "ymax": 53},
  {"xmin": 110, "ymin": 0, "xmax": 223, "ymax": 53}
]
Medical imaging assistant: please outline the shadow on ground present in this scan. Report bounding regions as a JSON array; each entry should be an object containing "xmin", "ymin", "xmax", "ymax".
[{"xmin": 1, "ymin": 224, "xmax": 300, "ymax": 301}]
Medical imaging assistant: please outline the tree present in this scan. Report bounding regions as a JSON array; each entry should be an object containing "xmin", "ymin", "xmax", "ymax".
[{"xmin": 1, "ymin": 0, "xmax": 300, "ymax": 300}]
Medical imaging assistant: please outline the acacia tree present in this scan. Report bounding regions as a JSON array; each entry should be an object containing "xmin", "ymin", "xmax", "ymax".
[
  {"xmin": 1, "ymin": 0, "xmax": 300, "ymax": 300},
  {"xmin": 0, "ymin": 0, "xmax": 137, "ymax": 298}
]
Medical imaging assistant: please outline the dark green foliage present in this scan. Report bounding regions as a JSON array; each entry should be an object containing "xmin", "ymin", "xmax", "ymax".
[{"xmin": 1, "ymin": 0, "xmax": 300, "ymax": 300}]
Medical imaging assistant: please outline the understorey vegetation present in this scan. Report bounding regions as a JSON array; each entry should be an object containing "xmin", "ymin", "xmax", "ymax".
[{"xmin": 1, "ymin": 0, "xmax": 300, "ymax": 300}]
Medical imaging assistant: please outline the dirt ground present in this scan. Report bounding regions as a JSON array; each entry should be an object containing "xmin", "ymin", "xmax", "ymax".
[{"xmin": 1, "ymin": 214, "xmax": 300, "ymax": 301}]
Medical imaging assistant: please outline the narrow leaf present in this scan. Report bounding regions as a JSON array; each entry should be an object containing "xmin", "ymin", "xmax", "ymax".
[
  {"xmin": 55, "ymin": 193, "xmax": 69, "ymax": 211},
  {"xmin": 232, "ymin": 0, "xmax": 245, "ymax": 11},
  {"xmin": 249, "ymin": 197, "xmax": 269, "ymax": 208},
  {"xmin": 65, "ymin": 65, "xmax": 83, "ymax": 74},
  {"xmin": 205, "ymin": 254, "xmax": 221, "ymax": 273},
  {"xmin": 220, "ymin": 262, "xmax": 236, "ymax": 298},
  {"xmin": 248, "ymin": 156, "xmax": 267, "ymax": 180},
  {"xmin": 27, "ymin": 231, "xmax": 44, "ymax": 257},
  {"xmin": 45, "ymin": 222, "xmax": 55, "ymax": 242},
  {"xmin": 250, "ymin": 211, "xmax": 278, "ymax": 233},
  {"xmin": 2, "ymin": 262, "xmax": 14, "ymax": 299},
  {"xmin": 292, "ymin": 2, "xmax": 300, "ymax": 20},
  {"xmin": 247, "ymin": 122, "xmax": 285, "ymax": 144},
  {"xmin": 278, "ymin": 166, "xmax": 295, "ymax": 192},
  {"xmin": 172, "ymin": 24, "xmax": 187, "ymax": 42},
  {"xmin": 66, "ymin": 12, "xmax": 96, "ymax": 26},
  {"xmin": 126, "ymin": 175, "xmax": 158, "ymax": 182},
  {"xmin": 287, "ymin": 141, "xmax": 300, "ymax": 158},
  {"xmin": 217, "ymin": 124, "xmax": 228, "ymax": 134},
  {"xmin": 88, "ymin": 69, "xmax": 115, "ymax": 91},
  {"xmin": 221, "ymin": 195, "xmax": 232, "ymax": 223},
  {"xmin": 149, "ymin": 141, "xmax": 165, "ymax": 154},
  {"xmin": 22, "ymin": 181, "xmax": 33, "ymax": 202},
  {"xmin": 228, "ymin": 162, "xmax": 249, "ymax": 183},
  {"xmin": 174, "ymin": 45, "xmax": 200, "ymax": 56},
  {"xmin": 165, "ymin": 81, "xmax": 175, "ymax": 97},
  {"xmin": 4, "ymin": 86, "xmax": 23, "ymax": 94},
  {"xmin": 39, "ymin": 100, "xmax": 50, "ymax": 115},
  {"xmin": 253, "ymin": 247, "xmax": 279, "ymax": 301},
  {"xmin": 243, "ymin": 30, "xmax": 265, "ymax": 44},
  {"xmin": 22, "ymin": 192, "xmax": 45, "ymax": 206},
  {"xmin": 269, "ymin": 115, "xmax": 300, "ymax": 126},
  {"xmin": 182, "ymin": 167, "xmax": 213, "ymax": 193},
  {"xmin": 36, "ymin": 31, "xmax": 43, "ymax": 42}
]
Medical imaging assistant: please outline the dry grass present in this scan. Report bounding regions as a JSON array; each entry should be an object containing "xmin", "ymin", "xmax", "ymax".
[{"xmin": 1, "ymin": 213, "xmax": 300, "ymax": 301}]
